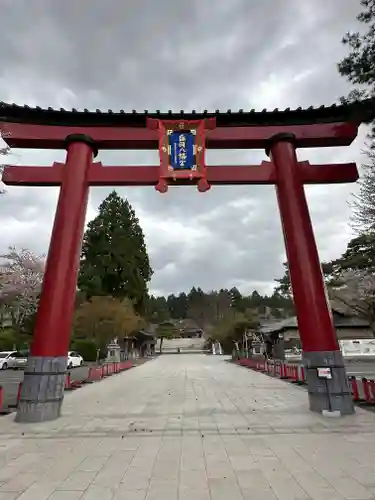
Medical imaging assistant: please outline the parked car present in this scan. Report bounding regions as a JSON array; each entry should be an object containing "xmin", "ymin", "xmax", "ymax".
[
  {"xmin": 0, "ymin": 351, "xmax": 18, "ymax": 370},
  {"xmin": 67, "ymin": 351, "xmax": 84, "ymax": 369},
  {"xmin": 12, "ymin": 351, "xmax": 29, "ymax": 370}
]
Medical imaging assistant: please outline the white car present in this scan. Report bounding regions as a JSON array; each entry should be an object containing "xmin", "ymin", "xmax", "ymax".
[
  {"xmin": 0, "ymin": 351, "xmax": 18, "ymax": 370},
  {"xmin": 67, "ymin": 351, "xmax": 84, "ymax": 369}
]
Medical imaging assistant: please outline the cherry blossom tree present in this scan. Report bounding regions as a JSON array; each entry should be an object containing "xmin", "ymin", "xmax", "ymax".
[
  {"xmin": 329, "ymin": 269, "xmax": 375, "ymax": 335},
  {"xmin": 0, "ymin": 128, "xmax": 11, "ymax": 195},
  {"xmin": 0, "ymin": 247, "xmax": 45, "ymax": 331}
]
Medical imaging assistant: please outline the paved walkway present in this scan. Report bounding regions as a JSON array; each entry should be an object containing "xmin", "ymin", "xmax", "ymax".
[{"xmin": 1, "ymin": 355, "xmax": 375, "ymax": 500}]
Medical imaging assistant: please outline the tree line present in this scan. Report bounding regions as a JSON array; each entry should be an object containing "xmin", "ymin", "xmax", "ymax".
[{"xmin": 146, "ymin": 287, "xmax": 294, "ymax": 326}]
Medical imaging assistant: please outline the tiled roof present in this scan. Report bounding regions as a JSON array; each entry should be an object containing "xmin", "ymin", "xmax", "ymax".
[
  {"xmin": 0, "ymin": 99, "xmax": 374, "ymax": 127},
  {"xmin": 260, "ymin": 307, "xmax": 370, "ymax": 335}
]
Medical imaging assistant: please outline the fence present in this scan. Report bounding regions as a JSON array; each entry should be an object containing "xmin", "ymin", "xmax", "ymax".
[
  {"xmin": 237, "ymin": 357, "xmax": 375, "ymax": 406},
  {"xmin": 0, "ymin": 360, "xmax": 135, "ymax": 414}
]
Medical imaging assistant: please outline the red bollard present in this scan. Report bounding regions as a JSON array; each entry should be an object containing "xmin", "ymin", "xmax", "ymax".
[
  {"xmin": 87, "ymin": 367, "xmax": 102, "ymax": 382},
  {"xmin": 362, "ymin": 378, "xmax": 374, "ymax": 403},
  {"xmin": 17, "ymin": 382, "xmax": 22, "ymax": 405},
  {"xmin": 298, "ymin": 365, "xmax": 306, "ymax": 384},
  {"xmin": 369, "ymin": 379, "xmax": 375, "ymax": 403},
  {"xmin": 293, "ymin": 365, "xmax": 299, "ymax": 382},
  {"xmin": 349, "ymin": 376, "xmax": 359, "ymax": 401},
  {"xmin": 87, "ymin": 367, "xmax": 95, "ymax": 382},
  {"xmin": 64, "ymin": 372, "xmax": 72, "ymax": 390}
]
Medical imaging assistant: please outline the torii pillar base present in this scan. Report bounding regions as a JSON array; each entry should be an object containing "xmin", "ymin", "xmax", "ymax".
[
  {"xmin": 303, "ymin": 351, "xmax": 354, "ymax": 416},
  {"xmin": 15, "ymin": 357, "xmax": 67, "ymax": 423}
]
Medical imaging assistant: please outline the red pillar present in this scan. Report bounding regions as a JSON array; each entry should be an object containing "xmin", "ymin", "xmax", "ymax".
[
  {"xmin": 16, "ymin": 135, "xmax": 95, "ymax": 423},
  {"xmin": 268, "ymin": 133, "xmax": 354, "ymax": 415},
  {"xmin": 32, "ymin": 137, "xmax": 94, "ymax": 356},
  {"xmin": 268, "ymin": 134, "xmax": 337, "ymax": 352}
]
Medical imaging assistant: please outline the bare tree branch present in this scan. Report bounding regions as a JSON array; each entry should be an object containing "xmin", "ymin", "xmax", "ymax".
[{"xmin": 329, "ymin": 269, "xmax": 375, "ymax": 334}]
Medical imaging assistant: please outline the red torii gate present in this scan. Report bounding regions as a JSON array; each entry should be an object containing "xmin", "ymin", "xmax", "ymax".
[{"xmin": 1, "ymin": 100, "xmax": 373, "ymax": 423}]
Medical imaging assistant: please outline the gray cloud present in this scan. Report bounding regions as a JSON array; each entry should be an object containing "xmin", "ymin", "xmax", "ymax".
[{"xmin": 0, "ymin": 0, "xmax": 367, "ymax": 296}]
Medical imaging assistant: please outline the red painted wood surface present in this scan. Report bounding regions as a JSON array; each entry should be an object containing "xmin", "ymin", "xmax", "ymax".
[
  {"xmin": 0, "ymin": 120, "xmax": 358, "ymax": 150},
  {"xmin": 270, "ymin": 139, "xmax": 339, "ymax": 352},
  {"xmin": 2, "ymin": 161, "xmax": 358, "ymax": 187},
  {"xmin": 30, "ymin": 141, "xmax": 94, "ymax": 357}
]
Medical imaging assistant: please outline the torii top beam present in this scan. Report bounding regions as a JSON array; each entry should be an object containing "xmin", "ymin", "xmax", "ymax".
[
  {"xmin": 1, "ymin": 98, "xmax": 374, "ymax": 188},
  {"xmin": 1, "ymin": 99, "xmax": 374, "ymax": 150}
]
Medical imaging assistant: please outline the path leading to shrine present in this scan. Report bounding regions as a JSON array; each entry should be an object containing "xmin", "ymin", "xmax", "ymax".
[{"xmin": 1, "ymin": 355, "xmax": 375, "ymax": 500}]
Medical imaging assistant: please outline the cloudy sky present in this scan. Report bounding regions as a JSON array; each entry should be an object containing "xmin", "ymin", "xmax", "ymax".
[{"xmin": 0, "ymin": 0, "xmax": 368, "ymax": 297}]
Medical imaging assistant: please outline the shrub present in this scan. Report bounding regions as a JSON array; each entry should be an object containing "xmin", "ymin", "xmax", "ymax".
[
  {"xmin": 70, "ymin": 339, "xmax": 98, "ymax": 362},
  {"xmin": 0, "ymin": 329, "xmax": 16, "ymax": 351}
]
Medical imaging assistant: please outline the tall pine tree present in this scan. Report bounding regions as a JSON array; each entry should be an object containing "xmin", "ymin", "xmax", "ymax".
[
  {"xmin": 338, "ymin": 1, "xmax": 375, "ymax": 231},
  {"xmin": 338, "ymin": 0, "xmax": 375, "ymax": 111},
  {"xmin": 78, "ymin": 191, "xmax": 153, "ymax": 312}
]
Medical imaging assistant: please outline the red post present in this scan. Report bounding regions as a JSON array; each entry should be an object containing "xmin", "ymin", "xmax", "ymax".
[
  {"xmin": 362, "ymin": 378, "xmax": 372, "ymax": 403},
  {"xmin": 349, "ymin": 377, "xmax": 359, "ymax": 401},
  {"xmin": 268, "ymin": 134, "xmax": 354, "ymax": 415},
  {"xmin": 17, "ymin": 382, "xmax": 22, "ymax": 404},
  {"xmin": 16, "ymin": 135, "xmax": 95, "ymax": 423},
  {"xmin": 65, "ymin": 373, "xmax": 72, "ymax": 390},
  {"xmin": 32, "ymin": 139, "xmax": 93, "ymax": 356}
]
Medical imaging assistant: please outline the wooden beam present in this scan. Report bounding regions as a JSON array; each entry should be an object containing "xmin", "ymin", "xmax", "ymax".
[
  {"xmin": 2, "ymin": 161, "xmax": 358, "ymax": 187},
  {"xmin": 0, "ymin": 120, "xmax": 358, "ymax": 150},
  {"xmin": 2, "ymin": 163, "xmax": 64, "ymax": 186}
]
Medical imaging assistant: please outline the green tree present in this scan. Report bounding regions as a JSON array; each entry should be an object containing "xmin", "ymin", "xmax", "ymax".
[
  {"xmin": 156, "ymin": 321, "xmax": 177, "ymax": 353},
  {"xmin": 274, "ymin": 263, "xmax": 292, "ymax": 298},
  {"xmin": 186, "ymin": 287, "xmax": 207, "ymax": 326},
  {"xmin": 274, "ymin": 261, "xmax": 334, "ymax": 298},
  {"xmin": 331, "ymin": 233, "xmax": 375, "ymax": 275},
  {"xmin": 167, "ymin": 292, "xmax": 188, "ymax": 319},
  {"xmin": 338, "ymin": 1, "xmax": 375, "ymax": 231},
  {"xmin": 78, "ymin": 191, "xmax": 153, "ymax": 312},
  {"xmin": 229, "ymin": 287, "xmax": 243, "ymax": 311},
  {"xmin": 0, "ymin": 329, "xmax": 16, "ymax": 351},
  {"xmin": 70, "ymin": 339, "xmax": 98, "ymax": 362},
  {"xmin": 338, "ymin": 0, "xmax": 375, "ymax": 112},
  {"xmin": 74, "ymin": 296, "xmax": 143, "ymax": 350},
  {"xmin": 145, "ymin": 295, "xmax": 170, "ymax": 323},
  {"xmin": 350, "ymin": 153, "xmax": 375, "ymax": 233},
  {"xmin": 208, "ymin": 309, "xmax": 259, "ymax": 354}
]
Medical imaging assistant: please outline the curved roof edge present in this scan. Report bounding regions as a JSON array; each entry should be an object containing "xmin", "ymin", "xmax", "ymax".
[{"xmin": 0, "ymin": 98, "xmax": 374, "ymax": 128}]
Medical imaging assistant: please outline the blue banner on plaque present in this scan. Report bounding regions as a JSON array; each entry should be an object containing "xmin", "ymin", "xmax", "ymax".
[{"xmin": 169, "ymin": 131, "xmax": 195, "ymax": 170}]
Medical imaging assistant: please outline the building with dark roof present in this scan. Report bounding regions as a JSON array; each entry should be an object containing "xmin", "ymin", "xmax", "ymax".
[{"xmin": 259, "ymin": 302, "xmax": 373, "ymax": 359}]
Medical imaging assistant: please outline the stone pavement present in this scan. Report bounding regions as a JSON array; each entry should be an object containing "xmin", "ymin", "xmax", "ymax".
[{"xmin": 0, "ymin": 355, "xmax": 375, "ymax": 500}]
